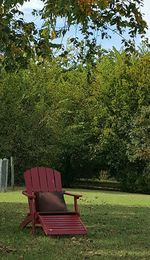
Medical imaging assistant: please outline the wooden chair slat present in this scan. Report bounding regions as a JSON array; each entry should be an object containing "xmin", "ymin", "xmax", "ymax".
[
  {"xmin": 24, "ymin": 169, "xmax": 32, "ymax": 194},
  {"xmin": 39, "ymin": 167, "xmax": 49, "ymax": 191},
  {"xmin": 46, "ymin": 168, "xmax": 56, "ymax": 192},
  {"xmin": 31, "ymin": 167, "xmax": 41, "ymax": 191},
  {"xmin": 54, "ymin": 170, "xmax": 62, "ymax": 192}
]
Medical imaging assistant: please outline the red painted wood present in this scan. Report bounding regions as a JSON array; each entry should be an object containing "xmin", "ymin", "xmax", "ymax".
[
  {"xmin": 54, "ymin": 170, "xmax": 62, "ymax": 192},
  {"xmin": 46, "ymin": 168, "xmax": 56, "ymax": 192},
  {"xmin": 74, "ymin": 197, "xmax": 79, "ymax": 213},
  {"xmin": 22, "ymin": 167, "xmax": 87, "ymax": 236},
  {"xmin": 31, "ymin": 167, "xmax": 41, "ymax": 191},
  {"xmin": 39, "ymin": 214, "xmax": 87, "ymax": 235},
  {"xmin": 38, "ymin": 167, "xmax": 49, "ymax": 191},
  {"xmin": 24, "ymin": 169, "xmax": 32, "ymax": 194},
  {"xmin": 20, "ymin": 214, "xmax": 33, "ymax": 229},
  {"xmin": 24, "ymin": 167, "xmax": 63, "ymax": 193}
]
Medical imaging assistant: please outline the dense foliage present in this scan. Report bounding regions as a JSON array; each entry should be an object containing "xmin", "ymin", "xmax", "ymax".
[
  {"xmin": 0, "ymin": 49, "xmax": 149, "ymax": 192},
  {"xmin": 1, "ymin": 0, "xmax": 149, "ymax": 70}
]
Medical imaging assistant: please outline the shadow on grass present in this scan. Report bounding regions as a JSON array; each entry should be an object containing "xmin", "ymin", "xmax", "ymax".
[{"xmin": 0, "ymin": 202, "xmax": 150, "ymax": 259}]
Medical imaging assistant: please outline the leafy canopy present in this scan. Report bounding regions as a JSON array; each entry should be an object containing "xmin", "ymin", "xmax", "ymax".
[{"xmin": 0, "ymin": 0, "xmax": 149, "ymax": 70}]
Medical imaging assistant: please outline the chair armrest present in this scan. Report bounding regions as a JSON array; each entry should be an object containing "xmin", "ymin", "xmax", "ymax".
[
  {"xmin": 64, "ymin": 191, "xmax": 82, "ymax": 198},
  {"xmin": 22, "ymin": 190, "xmax": 36, "ymax": 199}
]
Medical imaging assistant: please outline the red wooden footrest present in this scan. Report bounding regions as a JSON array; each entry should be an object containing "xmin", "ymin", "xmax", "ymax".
[{"xmin": 39, "ymin": 214, "xmax": 87, "ymax": 235}]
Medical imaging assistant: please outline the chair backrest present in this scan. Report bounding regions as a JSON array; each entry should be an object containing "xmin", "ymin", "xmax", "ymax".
[{"xmin": 24, "ymin": 167, "xmax": 62, "ymax": 194}]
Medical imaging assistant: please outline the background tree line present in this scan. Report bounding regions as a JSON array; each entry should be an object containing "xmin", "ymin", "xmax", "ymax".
[{"xmin": 0, "ymin": 48, "xmax": 149, "ymax": 193}]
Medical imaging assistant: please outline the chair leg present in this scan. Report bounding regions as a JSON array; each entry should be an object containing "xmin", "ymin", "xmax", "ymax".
[
  {"xmin": 32, "ymin": 213, "xmax": 36, "ymax": 235},
  {"xmin": 20, "ymin": 214, "xmax": 32, "ymax": 229},
  {"xmin": 74, "ymin": 197, "xmax": 79, "ymax": 214}
]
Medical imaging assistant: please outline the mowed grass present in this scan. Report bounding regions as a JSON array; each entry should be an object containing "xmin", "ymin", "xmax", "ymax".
[{"xmin": 0, "ymin": 188, "xmax": 150, "ymax": 260}]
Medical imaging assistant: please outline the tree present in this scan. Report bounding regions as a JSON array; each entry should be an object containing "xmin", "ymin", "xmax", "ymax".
[
  {"xmin": 42, "ymin": 0, "xmax": 148, "ymax": 46},
  {"xmin": 126, "ymin": 52, "xmax": 150, "ymax": 193},
  {"xmin": 0, "ymin": 0, "xmax": 149, "ymax": 70},
  {"xmin": 0, "ymin": 0, "xmax": 54, "ymax": 71},
  {"xmin": 0, "ymin": 49, "xmax": 149, "ymax": 191}
]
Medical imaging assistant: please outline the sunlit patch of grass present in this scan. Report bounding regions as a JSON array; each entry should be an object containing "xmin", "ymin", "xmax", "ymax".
[{"xmin": 0, "ymin": 189, "xmax": 150, "ymax": 259}]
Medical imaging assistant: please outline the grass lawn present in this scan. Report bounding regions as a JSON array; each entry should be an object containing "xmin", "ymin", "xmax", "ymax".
[{"xmin": 0, "ymin": 188, "xmax": 150, "ymax": 260}]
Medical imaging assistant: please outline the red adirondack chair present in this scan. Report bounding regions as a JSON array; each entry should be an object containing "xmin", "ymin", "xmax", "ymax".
[{"xmin": 20, "ymin": 167, "xmax": 87, "ymax": 235}]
